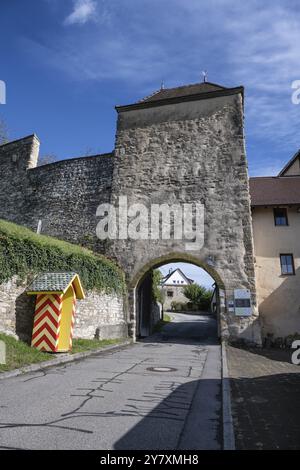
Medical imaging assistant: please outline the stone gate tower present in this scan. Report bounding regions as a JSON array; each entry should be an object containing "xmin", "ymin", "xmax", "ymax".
[{"xmin": 109, "ymin": 82, "xmax": 261, "ymax": 344}]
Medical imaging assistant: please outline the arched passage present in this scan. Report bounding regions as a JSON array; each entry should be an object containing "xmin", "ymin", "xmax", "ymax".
[{"xmin": 127, "ymin": 252, "xmax": 227, "ymax": 341}]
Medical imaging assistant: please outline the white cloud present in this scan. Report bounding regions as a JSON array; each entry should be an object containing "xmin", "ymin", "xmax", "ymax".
[{"xmin": 64, "ymin": 0, "xmax": 97, "ymax": 26}]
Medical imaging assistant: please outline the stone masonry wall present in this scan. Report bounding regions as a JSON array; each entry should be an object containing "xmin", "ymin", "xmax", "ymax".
[
  {"xmin": 110, "ymin": 93, "xmax": 261, "ymax": 344},
  {"xmin": 0, "ymin": 91, "xmax": 262, "ymax": 345},
  {"xmin": 0, "ymin": 276, "xmax": 126, "ymax": 343},
  {"xmin": 0, "ymin": 135, "xmax": 114, "ymax": 250},
  {"xmin": 162, "ymin": 285, "xmax": 188, "ymax": 311},
  {"xmin": 74, "ymin": 292, "xmax": 127, "ymax": 340}
]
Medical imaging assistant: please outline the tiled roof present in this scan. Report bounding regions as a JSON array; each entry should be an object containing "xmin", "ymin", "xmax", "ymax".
[
  {"xmin": 27, "ymin": 272, "xmax": 77, "ymax": 292},
  {"xmin": 139, "ymin": 82, "xmax": 226, "ymax": 103},
  {"xmin": 116, "ymin": 82, "xmax": 243, "ymax": 112},
  {"xmin": 250, "ymin": 176, "xmax": 300, "ymax": 206}
]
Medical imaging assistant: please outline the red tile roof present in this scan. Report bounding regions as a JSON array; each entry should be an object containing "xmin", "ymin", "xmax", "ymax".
[{"xmin": 249, "ymin": 176, "xmax": 300, "ymax": 206}]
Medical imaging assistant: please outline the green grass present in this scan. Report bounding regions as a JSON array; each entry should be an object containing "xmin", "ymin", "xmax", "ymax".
[
  {"xmin": 0, "ymin": 333, "xmax": 49, "ymax": 372},
  {"xmin": 0, "ymin": 218, "xmax": 126, "ymax": 294},
  {"xmin": 71, "ymin": 338, "xmax": 122, "ymax": 354},
  {"xmin": 153, "ymin": 313, "xmax": 172, "ymax": 333},
  {"xmin": 0, "ymin": 333, "xmax": 124, "ymax": 373}
]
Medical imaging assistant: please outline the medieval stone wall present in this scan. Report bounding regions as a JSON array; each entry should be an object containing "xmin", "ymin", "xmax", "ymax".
[
  {"xmin": 0, "ymin": 91, "xmax": 263, "ymax": 344},
  {"xmin": 74, "ymin": 291, "xmax": 127, "ymax": 340},
  {"xmin": 0, "ymin": 276, "xmax": 126, "ymax": 342},
  {"xmin": 0, "ymin": 135, "xmax": 114, "ymax": 248}
]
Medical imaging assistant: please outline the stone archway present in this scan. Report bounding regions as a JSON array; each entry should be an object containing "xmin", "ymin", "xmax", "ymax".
[{"xmin": 127, "ymin": 252, "xmax": 227, "ymax": 341}]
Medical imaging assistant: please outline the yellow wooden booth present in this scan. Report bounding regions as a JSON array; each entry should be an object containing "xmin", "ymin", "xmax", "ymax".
[{"xmin": 27, "ymin": 272, "xmax": 85, "ymax": 352}]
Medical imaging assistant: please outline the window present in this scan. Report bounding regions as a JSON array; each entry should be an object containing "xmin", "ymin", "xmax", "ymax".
[
  {"xmin": 167, "ymin": 291, "xmax": 173, "ymax": 297},
  {"xmin": 274, "ymin": 208, "xmax": 288, "ymax": 226},
  {"xmin": 280, "ymin": 254, "xmax": 295, "ymax": 275}
]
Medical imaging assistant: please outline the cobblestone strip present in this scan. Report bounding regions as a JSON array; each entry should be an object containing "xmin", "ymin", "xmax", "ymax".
[{"xmin": 222, "ymin": 341, "xmax": 235, "ymax": 450}]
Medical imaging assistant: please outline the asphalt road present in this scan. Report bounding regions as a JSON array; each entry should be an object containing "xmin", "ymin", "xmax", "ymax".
[{"xmin": 0, "ymin": 313, "xmax": 222, "ymax": 450}]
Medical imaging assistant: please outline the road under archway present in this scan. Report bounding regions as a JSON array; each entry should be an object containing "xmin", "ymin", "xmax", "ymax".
[{"xmin": 133, "ymin": 254, "xmax": 225, "ymax": 340}]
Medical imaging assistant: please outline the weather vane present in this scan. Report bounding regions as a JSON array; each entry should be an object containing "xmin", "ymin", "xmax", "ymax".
[{"xmin": 202, "ymin": 70, "xmax": 208, "ymax": 83}]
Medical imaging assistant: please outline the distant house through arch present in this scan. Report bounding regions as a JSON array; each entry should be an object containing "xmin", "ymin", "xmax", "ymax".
[{"xmin": 130, "ymin": 253, "xmax": 225, "ymax": 340}]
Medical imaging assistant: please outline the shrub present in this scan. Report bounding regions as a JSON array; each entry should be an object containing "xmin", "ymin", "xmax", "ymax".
[
  {"xmin": 0, "ymin": 219, "xmax": 126, "ymax": 294},
  {"xmin": 183, "ymin": 283, "xmax": 213, "ymax": 311}
]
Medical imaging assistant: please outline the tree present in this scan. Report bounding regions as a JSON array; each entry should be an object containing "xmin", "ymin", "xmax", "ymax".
[
  {"xmin": 183, "ymin": 283, "xmax": 213, "ymax": 311},
  {"xmin": 152, "ymin": 269, "xmax": 163, "ymax": 302},
  {"xmin": 159, "ymin": 288, "xmax": 167, "ymax": 320},
  {"xmin": 183, "ymin": 283, "xmax": 206, "ymax": 305},
  {"xmin": 152, "ymin": 270, "xmax": 167, "ymax": 319}
]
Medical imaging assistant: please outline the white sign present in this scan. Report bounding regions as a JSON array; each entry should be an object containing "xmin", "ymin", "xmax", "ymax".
[{"xmin": 234, "ymin": 289, "xmax": 252, "ymax": 316}]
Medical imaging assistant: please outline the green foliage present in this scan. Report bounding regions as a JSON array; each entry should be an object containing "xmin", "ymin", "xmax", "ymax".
[
  {"xmin": 0, "ymin": 219, "xmax": 125, "ymax": 294},
  {"xmin": 153, "ymin": 314, "xmax": 172, "ymax": 333},
  {"xmin": 183, "ymin": 283, "xmax": 206, "ymax": 304},
  {"xmin": 152, "ymin": 269, "xmax": 163, "ymax": 302},
  {"xmin": 183, "ymin": 283, "xmax": 213, "ymax": 311},
  {"xmin": 199, "ymin": 289, "xmax": 214, "ymax": 311},
  {"xmin": 0, "ymin": 333, "xmax": 124, "ymax": 372},
  {"xmin": 0, "ymin": 333, "xmax": 48, "ymax": 372},
  {"xmin": 171, "ymin": 301, "xmax": 185, "ymax": 311},
  {"xmin": 71, "ymin": 338, "xmax": 122, "ymax": 354}
]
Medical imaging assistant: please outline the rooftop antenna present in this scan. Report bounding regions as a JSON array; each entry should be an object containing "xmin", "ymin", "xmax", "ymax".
[
  {"xmin": 160, "ymin": 80, "xmax": 165, "ymax": 90},
  {"xmin": 202, "ymin": 70, "xmax": 208, "ymax": 83}
]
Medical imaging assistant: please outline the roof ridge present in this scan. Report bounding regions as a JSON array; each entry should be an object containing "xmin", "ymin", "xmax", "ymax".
[
  {"xmin": 139, "ymin": 89, "xmax": 161, "ymax": 103},
  {"xmin": 157, "ymin": 81, "xmax": 226, "ymax": 92},
  {"xmin": 278, "ymin": 149, "xmax": 300, "ymax": 176}
]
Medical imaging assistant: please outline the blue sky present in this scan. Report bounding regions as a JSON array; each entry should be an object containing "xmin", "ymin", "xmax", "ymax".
[
  {"xmin": 1, "ymin": 0, "xmax": 300, "ymax": 174},
  {"xmin": 159, "ymin": 263, "xmax": 214, "ymax": 290}
]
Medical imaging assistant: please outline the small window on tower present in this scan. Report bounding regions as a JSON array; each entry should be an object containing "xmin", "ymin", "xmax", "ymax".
[
  {"xmin": 167, "ymin": 291, "xmax": 173, "ymax": 297},
  {"xmin": 274, "ymin": 208, "xmax": 288, "ymax": 226}
]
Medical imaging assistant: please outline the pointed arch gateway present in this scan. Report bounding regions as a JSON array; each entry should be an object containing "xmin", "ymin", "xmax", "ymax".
[{"xmin": 127, "ymin": 252, "xmax": 227, "ymax": 341}]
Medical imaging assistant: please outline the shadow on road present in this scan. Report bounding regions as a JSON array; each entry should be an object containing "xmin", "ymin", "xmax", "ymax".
[
  {"xmin": 141, "ymin": 313, "xmax": 219, "ymax": 346},
  {"xmin": 229, "ymin": 343, "xmax": 296, "ymax": 365},
  {"xmin": 114, "ymin": 377, "xmax": 222, "ymax": 450}
]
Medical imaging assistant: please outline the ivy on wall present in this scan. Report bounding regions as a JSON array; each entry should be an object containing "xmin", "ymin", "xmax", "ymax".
[{"xmin": 0, "ymin": 219, "xmax": 125, "ymax": 294}]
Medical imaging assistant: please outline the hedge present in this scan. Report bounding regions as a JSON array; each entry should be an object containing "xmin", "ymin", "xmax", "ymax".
[{"xmin": 0, "ymin": 219, "xmax": 125, "ymax": 294}]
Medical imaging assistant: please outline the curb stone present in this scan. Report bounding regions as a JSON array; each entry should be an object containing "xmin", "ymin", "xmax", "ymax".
[
  {"xmin": 0, "ymin": 340, "xmax": 133, "ymax": 381},
  {"xmin": 221, "ymin": 341, "xmax": 236, "ymax": 450}
]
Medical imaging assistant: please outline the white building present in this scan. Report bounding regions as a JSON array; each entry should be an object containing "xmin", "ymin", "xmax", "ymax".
[{"xmin": 161, "ymin": 268, "xmax": 193, "ymax": 310}]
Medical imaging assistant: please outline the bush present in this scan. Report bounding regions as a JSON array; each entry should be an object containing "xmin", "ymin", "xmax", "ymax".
[
  {"xmin": 183, "ymin": 283, "xmax": 213, "ymax": 311},
  {"xmin": 199, "ymin": 290, "xmax": 213, "ymax": 311},
  {"xmin": 171, "ymin": 301, "xmax": 187, "ymax": 312},
  {"xmin": 0, "ymin": 219, "xmax": 126, "ymax": 294}
]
